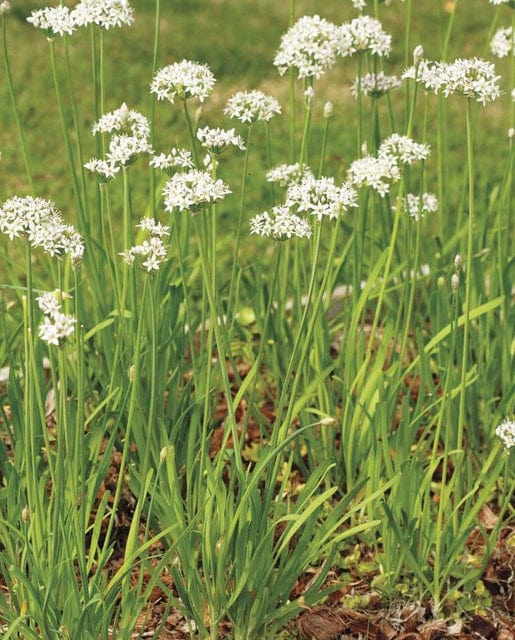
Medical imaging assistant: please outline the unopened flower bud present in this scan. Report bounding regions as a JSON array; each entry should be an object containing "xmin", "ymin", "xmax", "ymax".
[
  {"xmin": 304, "ymin": 86, "xmax": 315, "ymax": 107},
  {"xmin": 320, "ymin": 416, "xmax": 336, "ymax": 426},
  {"xmin": 22, "ymin": 506, "xmax": 30, "ymax": 522},
  {"xmin": 509, "ymin": 128, "xmax": 515, "ymax": 139},
  {"xmin": 159, "ymin": 446, "xmax": 168, "ymax": 463},
  {"xmin": 128, "ymin": 364, "xmax": 136, "ymax": 381},
  {"xmin": 451, "ymin": 273, "xmax": 460, "ymax": 291},
  {"xmin": 413, "ymin": 45, "xmax": 424, "ymax": 65},
  {"xmin": 323, "ymin": 101, "xmax": 334, "ymax": 118},
  {"xmin": 361, "ymin": 141, "xmax": 368, "ymax": 156},
  {"xmin": 454, "ymin": 254, "xmax": 462, "ymax": 272},
  {"xmin": 437, "ymin": 276, "xmax": 445, "ymax": 289}
]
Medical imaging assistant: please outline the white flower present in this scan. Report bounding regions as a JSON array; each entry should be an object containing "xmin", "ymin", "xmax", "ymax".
[
  {"xmin": 402, "ymin": 59, "xmax": 442, "ymax": 92},
  {"xmin": 196, "ymin": 126, "xmax": 245, "ymax": 155},
  {"xmin": 121, "ymin": 237, "xmax": 168, "ymax": 271},
  {"xmin": 37, "ymin": 291, "xmax": 62, "ymax": 316},
  {"xmin": 266, "ymin": 163, "xmax": 315, "ymax": 187},
  {"xmin": 224, "ymin": 90, "xmax": 281, "ymax": 123},
  {"xmin": 106, "ymin": 134, "xmax": 152, "ymax": 166},
  {"xmin": 273, "ymin": 14, "xmax": 342, "ymax": 79},
  {"xmin": 87, "ymin": 105, "xmax": 151, "ymax": 172},
  {"xmin": 71, "ymin": 0, "xmax": 134, "ymax": 30},
  {"xmin": 84, "ymin": 158, "xmax": 120, "ymax": 180},
  {"xmin": 286, "ymin": 175, "xmax": 358, "ymax": 221},
  {"xmin": 37, "ymin": 291, "xmax": 75, "ymax": 346},
  {"xmin": 400, "ymin": 192, "xmax": 439, "ymax": 221},
  {"xmin": 405, "ymin": 58, "xmax": 501, "ymax": 105},
  {"xmin": 490, "ymin": 27, "xmax": 515, "ymax": 58},
  {"xmin": 120, "ymin": 218, "xmax": 169, "ymax": 272},
  {"xmin": 0, "ymin": 1, "xmax": 10, "ymax": 17},
  {"xmin": 250, "ymin": 206, "xmax": 312, "ymax": 240},
  {"xmin": 149, "ymin": 148, "xmax": 194, "ymax": 173},
  {"xmin": 92, "ymin": 103, "xmax": 150, "ymax": 139},
  {"xmin": 348, "ymin": 155, "xmax": 400, "ymax": 197},
  {"xmin": 439, "ymin": 58, "xmax": 501, "ymax": 104},
  {"xmin": 39, "ymin": 311, "xmax": 75, "ymax": 346},
  {"xmin": 339, "ymin": 15, "xmax": 392, "ymax": 58},
  {"xmin": 30, "ymin": 221, "xmax": 84, "ymax": 263},
  {"xmin": 136, "ymin": 217, "xmax": 170, "ymax": 238},
  {"xmin": 495, "ymin": 419, "xmax": 515, "ymax": 449},
  {"xmin": 378, "ymin": 134, "xmax": 431, "ymax": 165},
  {"xmin": 0, "ymin": 196, "xmax": 84, "ymax": 263},
  {"xmin": 27, "ymin": 6, "xmax": 76, "ymax": 37},
  {"xmin": 489, "ymin": 0, "xmax": 515, "ymax": 5},
  {"xmin": 151, "ymin": 60, "xmax": 216, "ymax": 104},
  {"xmin": 162, "ymin": 169, "xmax": 231, "ymax": 213},
  {"xmin": 351, "ymin": 71, "xmax": 401, "ymax": 98}
]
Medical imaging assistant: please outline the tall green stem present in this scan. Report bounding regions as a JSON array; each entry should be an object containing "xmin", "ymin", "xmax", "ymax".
[
  {"xmin": 228, "ymin": 125, "xmax": 253, "ymax": 318},
  {"xmin": 456, "ymin": 101, "xmax": 475, "ymax": 453},
  {"xmin": 149, "ymin": 0, "xmax": 161, "ymax": 218}
]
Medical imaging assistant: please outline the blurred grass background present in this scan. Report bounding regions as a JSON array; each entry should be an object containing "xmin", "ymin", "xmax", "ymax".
[{"xmin": 0, "ymin": 0, "xmax": 512, "ymax": 235}]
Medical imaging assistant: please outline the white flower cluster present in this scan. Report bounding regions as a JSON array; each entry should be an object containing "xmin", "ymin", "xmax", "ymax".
[
  {"xmin": 27, "ymin": 0, "xmax": 134, "ymax": 37},
  {"xmin": 436, "ymin": 58, "xmax": 502, "ymax": 104},
  {"xmin": 348, "ymin": 154, "xmax": 400, "ymax": 197},
  {"xmin": 120, "ymin": 218, "xmax": 169, "ymax": 272},
  {"xmin": 151, "ymin": 60, "xmax": 216, "ymax": 104},
  {"xmin": 273, "ymin": 14, "xmax": 343, "ymax": 79},
  {"xmin": 495, "ymin": 418, "xmax": 515, "ymax": 450},
  {"xmin": 250, "ymin": 206, "xmax": 312, "ymax": 240},
  {"xmin": 91, "ymin": 102, "xmax": 150, "ymax": 138},
  {"xmin": 162, "ymin": 169, "xmax": 231, "ymax": 214},
  {"xmin": 403, "ymin": 57, "xmax": 501, "ymax": 105},
  {"xmin": 490, "ymin": 27, "xmax": 515, "ymax": 58},
  {"xmin": 378, "ymin": 134, "xmax": 431, "ymax": 165},
  {"xmin": 266, "ymin": 163, "xmax": 315, "ymax": 187},
  {"xmin": 339, "ymin": 15, "xmax": 392, "ymax": 57},
  {"xmin": 0, "ymin": 196, "xmax": 84, "ymax": 263},
  {"xmin": 251, "ymin": 172, "xmax": 356, "ymax": 240},
  {"xmin": 286, "ymin": 175, "xmax": 358, "ymax": 221},
  {"xmin": 72, "ymin": 0, "xmax": 134, "ymax": 30},
  {"xmin": 85, "ymin": 103, "xmax": 152, "ymax": 179},
  {"xmin": 273, "ymin": 14, "xmax": 392, "ymax": 79},
  {"xmin": 27, "ymin": 6, "xmax": 76, "ymax": 37},
  {"xmin": 224, "ymin": 90, "xmax": 282, "ymax": 124},
  {"xmin": 348, "ymin": 135, "xmax": 430, "ymax": 197},
  {"xmin": 489, "ymin": 0, "xmax": 515, "ymax": 6},
  {"xmin": 149, "ymin": 148, "xmax": 194, "ymax": 174},
  {"xmin": 0, "ymin": 1, "xmax": 10, "ymax": 17},
  {"xmin": 196, "ymin": 126, "xmax": 245, "ymax": 155},
  {"xmin": 400, "ymin": 192, "xmax": 439, "ymax": 221},
  {"xmin": 37, "ymin": 291, "xmax": 75, "ymax": 347},
  {"xmin": 351, "ymin": 71, "xmax": 401, "ymax": 98},
  {"xmin": 106, "ymin": 134, "xmax": 152, "ymax": 167}
]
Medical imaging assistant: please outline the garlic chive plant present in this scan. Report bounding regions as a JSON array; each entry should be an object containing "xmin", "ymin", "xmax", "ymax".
[{"xmin": 0, "ymin": 0, "xmax": 513, "ymax": 638}]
